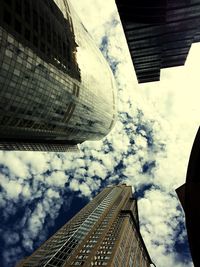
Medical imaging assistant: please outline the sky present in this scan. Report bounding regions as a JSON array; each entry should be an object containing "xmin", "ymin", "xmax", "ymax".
[{"xmin": 1, "ymin": 0, "xmax": 200, "ymax": 266}]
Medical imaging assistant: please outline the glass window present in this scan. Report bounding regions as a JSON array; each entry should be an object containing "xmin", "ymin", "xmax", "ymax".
[
  {"xmin": 15, "ymin": 0, "xmax": 22, "ymax": 15},
  {"xmin": 3, "ymin": 9, "xmax": 12, "ymax": 25},
  {"xmin": 15, "ymin": 19, "xmax": 22, "ymax": 34},
  {"xmin": 25, "ymin": 29, "xmax": 31, "ymax": 41},
  {"xmin": 33, "ymin": 36, "xmax": 38, "ymax": 47},
  {"xmin": 33, "ymin": 10, "xmax": 38, "ymax": 32}
]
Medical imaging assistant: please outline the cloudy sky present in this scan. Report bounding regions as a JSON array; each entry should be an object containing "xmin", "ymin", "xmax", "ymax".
[{"xmin": 1, "ymin": 0, "xmax": 200, "ymax": 266}]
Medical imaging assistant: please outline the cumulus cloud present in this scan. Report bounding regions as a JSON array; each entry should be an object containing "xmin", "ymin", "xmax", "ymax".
[
  {"xmin": 87, "ymin": 161, "xmax": 107, "ymax": 179},
  {"xmin": 45, "ymin": 171, "xmax": 68, "ymax": 187},
  {"xmin": 0, "ymin": 1, "xmax": 199, "ymax": 267},
  {"xmin": 139, "ymin": 188, "xmax": 192, "ymax": 267},
  {"xmin": 0, "ymin": 176, "xmax": 23, "ymax": 199},
  {"xmin": 0, "ymin": 152, "xmax": 29, "ymax": 179}
]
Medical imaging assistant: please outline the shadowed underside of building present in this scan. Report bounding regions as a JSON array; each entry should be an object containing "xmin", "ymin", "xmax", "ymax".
[
  {"xmin": 17, "ymin": 184, "xmax": 154, "ymax": 267},
  {"xmin": 176, "ymin": 127, "xmax": 200, "ymax": 267},
  {"xmin": 115, "ymin": 0, "xmax": 200, "ymax": 83}
]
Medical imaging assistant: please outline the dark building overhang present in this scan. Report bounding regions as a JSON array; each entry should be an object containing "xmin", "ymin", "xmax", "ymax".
[
  {"xmin": 115, "ymin": 0, "xmax": 167, "ymax": 24},
  {"xmin": 115, "ymin": 0, "xmax": 200, "ymax": 83},
  {"xmin": 176, "ymin": 127, "xmax": 200, "ymax": 267}
]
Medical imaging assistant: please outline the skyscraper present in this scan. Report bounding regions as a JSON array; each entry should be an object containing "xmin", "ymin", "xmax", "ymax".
[
  {"xmin": 176, "ymin": 127, "xmax": 200, "ymax": 267},
  {"xmin": 115, "ymin": 0, "xmax": 200, "ymax": 83},
  {"xmin": 0, "ymin": 0, "xmax": 117, "ymax": 151},
  {"xmin": 17, "ymin": 184, "xmax": 153, "ymax": 267}
]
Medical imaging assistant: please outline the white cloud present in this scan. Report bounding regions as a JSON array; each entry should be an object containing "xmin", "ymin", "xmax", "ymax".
[
  {"xmin": 21, "ymin": 184, "xmax": 31, "ymax": 198},
  {"xmin": 45, "ymin": 171, "xmax": 68, "ymax": 187},
  {"xmin": 27, "ymin": 202, "xmax": 46, "ymax": 240},
  {"xmin": 1, "ymin": 1, "xmax": 199, "ymax": 267},
  {"xmin": 69, "ymin": 179, "xmax": 92, "ymax": 197},
  {"xmin": 17, "ymin": 152, "xmax": 51, "ymax": 174},
  {"xmin": 138, "ymin": 189, "xmax": 189, "ymax": 267},
  {"xmin": 87, "ymin": 161, "xmax": 107, "ymax": 179},
  {"xmin": 0, "ymin": 152, "xmax": 29, "ymax": 179},
  {"xmin": 69, "ymin": 179, "xmax": 79, "ymax": 192},
  {"xmin": 46, "ymin": 188, "xmax": 60, "ymax": 199},
  {"xmin": 79, "ymin": 183, "xmax": 91, "ymax": 197},
  {"xmin": 0, "ymin": 176, "xmax": 22, "ymax": 199}
]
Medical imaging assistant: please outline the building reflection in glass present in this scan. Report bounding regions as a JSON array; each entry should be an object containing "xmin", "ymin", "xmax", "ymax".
[{"xmin": 0, "ymin": 0, "xmax": 117, "ymax": 151}]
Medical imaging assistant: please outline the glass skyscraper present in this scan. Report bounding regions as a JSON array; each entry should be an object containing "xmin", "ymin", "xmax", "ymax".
[
  {"xmin": 115, "ymin": 0, "xmax": 200, "ymax": 83},
  {"xmin": 0, "ymin": 0, "xmax": 117, "ymax": 151},
  {"xmin": 17, "ymin": 184, "xmax": 153, "ymax": 267},
  {"xmin": 176, "ymin": 127, "xmax": 200, "ymax": 267}
]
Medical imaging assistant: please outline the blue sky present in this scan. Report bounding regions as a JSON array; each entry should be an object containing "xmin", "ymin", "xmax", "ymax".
[{"xmin": 1, "ymin": 0, "xmax": 200, "ymax": 266}]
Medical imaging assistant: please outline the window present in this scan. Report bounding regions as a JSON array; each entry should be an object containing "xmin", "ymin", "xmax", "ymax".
[
  {"xmin": 40, "ymin": 42, "xmax": 45, "ymax": 53},
  {"xmin": 33, "ymin": 36, "xmax": 38, "ymax": 47},
  {"xmin": 63, "ymin": 42, "xmax": 66, "ymax": 54},
  {"xmin": 3, "ymin": 9, "xmax": 11, "ymax": 25},
  {"xmin": 47, "ymin": 47, "xmax": 51, "ymax": 57},
  {"xmin": 40, "ymin": 16, "xmax": 45, "ymax": 35},
  {"xmin": 15, "ymin": 0, "xmax": 22, "ymax": 15},
  {"xmin": 47, "ymin": 32, "xmax": 51, "ymax": 43},
  {"xmin": 58, "ymin": 35, "xmax": 62, "ymax": 53},
  {"xmin": 129, "ymin": 254, "xmax": 134, "ymax": 267},
  {"xmin": 74, "ymin": 261, "xmax": 84, "ymax": 265},
  {"xmin": 25, "ymin": 28, "xmax": 30, "ymax": 41},
  {"xmin": 33, "ymin": 10, "xmax": 38, "ymax": 32},
  {"xmin": 3, "ymin": 0, "xmax": 12, "ymax": 6},
  {"xmin": 53, "ymin": 32, "xmax": 57, "ymax": 49},
  {"xmin": 24, "ymin": 0, "xmax": 31, "ymax": 23},
  {"xmin": 15, "ymin": 19, "xmax": 22, "ymax": 33}
]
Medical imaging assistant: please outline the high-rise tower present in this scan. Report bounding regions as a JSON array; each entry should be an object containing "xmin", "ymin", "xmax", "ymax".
[
  {"xmin": 17, "ymin": 184, "xmax": 153, "ymax": 267},
  {"xmin": 0, "ymin": 0, "xmax": 117, "ymax": 151},
  {"xmin": 115, "ymin": 0, "xmax": 200, "ymax": 83},
  {"xmin": 176, "ymin": 127, "xmax": 200, "ymax": 267}
]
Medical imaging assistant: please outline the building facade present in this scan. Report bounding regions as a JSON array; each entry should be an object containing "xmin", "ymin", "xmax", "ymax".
[
  {"xmin": 115, "ymin": 0, "xmax": 200, "ymax": 83},
  {"xmin": 0, "ymin": 0, "xmax": 117, "ymax": 151},
  {"xmin": 17, "ymin": 184, "xmax": 153, "ymax": 267},
  {"xmin": 176, "ymin": 127, "xmax": 200, "ymax": 267}
]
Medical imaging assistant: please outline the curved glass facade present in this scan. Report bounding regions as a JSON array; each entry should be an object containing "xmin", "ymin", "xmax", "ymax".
[{"xmin": 0, "ymin": 0, "xmax": 117, "ymax": 151}]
